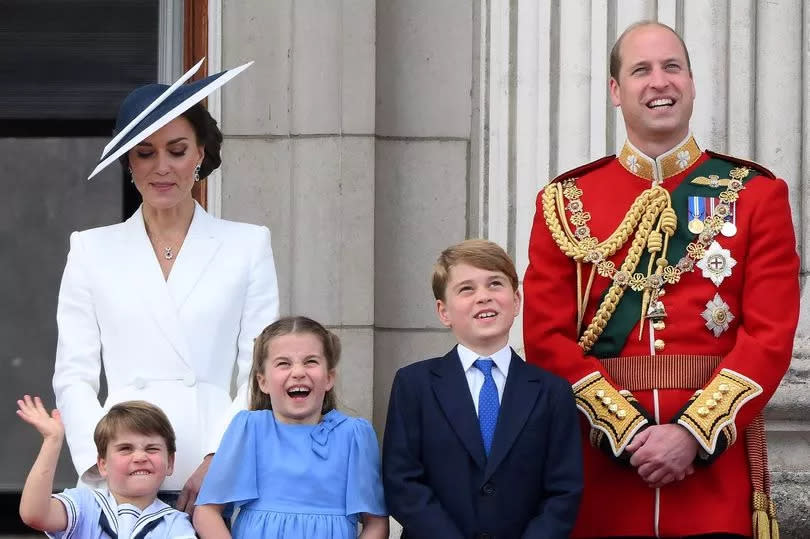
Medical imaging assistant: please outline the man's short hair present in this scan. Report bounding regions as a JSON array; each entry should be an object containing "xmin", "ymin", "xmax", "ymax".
[
  {"xmin": 432, "ymin": 239, "xmax": 519, "ymax": 301},
  {"xmin": 94, "ymin": 400, "xmax": 176, "ymax": 457},
  {"xmin": 609, "ymin": 21, "xmax": 692, "ymax": 80}
]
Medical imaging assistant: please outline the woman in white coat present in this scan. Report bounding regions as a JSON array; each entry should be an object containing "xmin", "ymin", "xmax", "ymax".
[{"xmin": 52, "ymin": 60, "xmax": 279, "ymax": 514}]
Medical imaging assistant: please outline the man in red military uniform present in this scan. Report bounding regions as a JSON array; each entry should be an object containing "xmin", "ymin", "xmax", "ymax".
[{"xmin": 523, "ymin": 21, "xmax": 799, "ymax": 538}]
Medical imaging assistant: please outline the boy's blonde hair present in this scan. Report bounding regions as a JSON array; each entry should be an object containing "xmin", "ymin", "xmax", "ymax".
[
  {"xmin": 249, "ymin": 316, "xmax": 341, "ymax": 413},
  {"xmin": 432, "ymin": 239, "xmax": 519, "ymax": 301},
  {"xmin": 94, "ymin": 400, "xmax": 176, "ymax": 457}
]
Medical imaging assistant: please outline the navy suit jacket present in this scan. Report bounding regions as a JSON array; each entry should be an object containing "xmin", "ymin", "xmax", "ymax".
[{"xmin": 383, "ymin": 346, "xmax": 583, "ymax": 539}]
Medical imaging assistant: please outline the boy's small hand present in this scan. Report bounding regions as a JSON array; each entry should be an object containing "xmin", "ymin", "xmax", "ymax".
[{"xmin": 16, "ymin": 395, "xmax": 65, "ymax": 441}]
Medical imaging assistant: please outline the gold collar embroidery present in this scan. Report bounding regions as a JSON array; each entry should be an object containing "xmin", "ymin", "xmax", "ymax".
[{"xmin": 618, "ymin": 134, "xmax": 701, "ymax": 184}]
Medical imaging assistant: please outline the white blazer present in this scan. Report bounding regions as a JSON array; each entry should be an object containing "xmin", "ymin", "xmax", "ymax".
[{"xmin": 53, "ymin": 203, "xmax": 279, "ymax": 490}]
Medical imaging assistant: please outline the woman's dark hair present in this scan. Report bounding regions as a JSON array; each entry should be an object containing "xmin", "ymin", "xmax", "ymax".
[{"xmin": 119, "ymin": 103, "xmax": 223, "ymax": 179}]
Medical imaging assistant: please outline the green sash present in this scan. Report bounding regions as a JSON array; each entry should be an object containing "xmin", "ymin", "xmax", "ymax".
[{"xmin": 590, "ymin": 158, "xmax": 754, "ymax": 358}]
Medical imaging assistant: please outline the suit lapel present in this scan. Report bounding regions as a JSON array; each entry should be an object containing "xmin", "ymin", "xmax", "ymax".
[
  {"xmin": 484, "ymin": 351, "xmax": 541, "ymax": 479},
  {"xmin": 167, "ymin": 203, "xmax": 222, "ymax": 310},
  {"xmin": 123, "ymin": 207, "xmax": 191, "ymax": 365},
  {"xmin": 431, "ymin": 347, "xmax": 487, "ymax": 470}
]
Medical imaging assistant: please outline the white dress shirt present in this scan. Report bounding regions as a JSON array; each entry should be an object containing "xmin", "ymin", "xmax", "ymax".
[{"xmin": 457, "ymin": 343, "xmax": 512, "ymax": 415}]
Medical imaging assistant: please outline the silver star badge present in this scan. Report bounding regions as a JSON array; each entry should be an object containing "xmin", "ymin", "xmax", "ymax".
[
  {"xmin": 702, "ymin": 293, "xmax": 734, "ymax": 337},
  {"xmin": 696, "ymin": 241, "xmax": 736, "ymax": 286}
]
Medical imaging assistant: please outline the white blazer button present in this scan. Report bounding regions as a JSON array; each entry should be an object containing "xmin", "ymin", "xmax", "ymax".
[
  {"xmin": 133, "ymin": 377, "xmax": 146, "ymax": 389},
  {"xmin": 183, "ymin": 374, "xmax": 197, "ymax": 387}
]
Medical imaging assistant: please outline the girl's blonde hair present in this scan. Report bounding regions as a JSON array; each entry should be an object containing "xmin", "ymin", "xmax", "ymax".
[{"xmin": 249, "ymin": 316, "xmax": 341, "ymax": 412}]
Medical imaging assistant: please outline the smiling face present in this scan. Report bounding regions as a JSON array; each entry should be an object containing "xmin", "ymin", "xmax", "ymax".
[
  {"xmin": 97, "ymin": 429, "xmax": 173, "ymax": 509},
  {"xmin": 436, "ymin": 262, "xmax": 521, "ymax": 356},
  {"xmin": 127, "ymin": 116, "xmax": 204, "ymax": 212},
  {"xmin": 609, "ymin": 24, "xmax": 695, "ymax": 152},
  {"xmin": 256, "ymin": 332, "xmax": 336, "ymax": 425}
]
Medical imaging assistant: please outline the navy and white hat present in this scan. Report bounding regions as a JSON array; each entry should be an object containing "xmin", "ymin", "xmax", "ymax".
[{"xmin": 88, "ymin": 58, "xmax": 252, "ymax": 180}]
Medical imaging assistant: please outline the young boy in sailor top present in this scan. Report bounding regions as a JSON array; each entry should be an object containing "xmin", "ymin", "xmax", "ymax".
[{"xmin": 17, "ymin": 396, "xmax": 194, "ymax": 538}]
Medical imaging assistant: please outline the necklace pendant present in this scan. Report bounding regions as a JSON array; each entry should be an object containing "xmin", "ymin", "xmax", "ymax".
[{"xmin": 163, "ymin": 247, "xmax": 173, "ymax": 260}]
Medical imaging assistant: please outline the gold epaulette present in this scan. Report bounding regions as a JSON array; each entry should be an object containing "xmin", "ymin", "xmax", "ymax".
[
  {"xmin": 676, "ymin": 368, "xmax": 763, "ymax": 454},
  {"xmin": 572, "ymin": 372, "xmax": 648, "ymax": 456}
]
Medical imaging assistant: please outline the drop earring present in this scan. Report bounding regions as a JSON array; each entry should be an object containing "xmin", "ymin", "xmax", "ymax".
[
  {"xmin": 128, "ymin": 167, "xmax": 135, "ymax": 184},
  {"xmin": 193, "ymin": 163, "xmax": 201, "ymax": 182}
]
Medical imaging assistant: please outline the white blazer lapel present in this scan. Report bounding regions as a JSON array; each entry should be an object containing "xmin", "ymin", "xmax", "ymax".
[
  {"xmin": 123, "ymin": 208, "xmax": 191, "ymax": 364},
  {"xmin": 167, "ymin": 202, "xmax": 222, "ymax": 310}
]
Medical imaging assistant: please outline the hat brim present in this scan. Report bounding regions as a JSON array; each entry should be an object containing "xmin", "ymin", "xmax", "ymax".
[
  {"xmin": 87, "ymin": 60, "xmax": 253, "ymax": 180},
  {"xmin": 100, "ymin": 58, "xmax": 206, "ymax": 158}
]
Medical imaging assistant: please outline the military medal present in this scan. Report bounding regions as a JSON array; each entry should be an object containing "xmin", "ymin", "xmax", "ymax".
[
  {"xmin": 714, "ymin": 199, "xmax": 737, "ymax": 237},
  {"xmin": 696, "ymin": 241, "xmax": 736, "ymax": 286},
  {"xmin": 687, "ymin": 196, "xmax": 706, "ymax": 234},
  {"xmin": 702, "ymin": 293, "xmax": 734, "ymax": 337},
  {"xmin": 690, "ymin": 197, "xmax": 738, "ymax": 237},
  {"xmin": 720, "ymin": 201, "xmax": 737, "ymax": 237}
]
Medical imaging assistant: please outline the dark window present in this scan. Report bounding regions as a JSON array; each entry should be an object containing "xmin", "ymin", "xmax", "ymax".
[
  {"xmin": 0, "ymin": 0, "xmax": 159, "ymax": 130},
  {"xmin": 0, "ymin": 0, "xmax": 159, "ymax": 530}
]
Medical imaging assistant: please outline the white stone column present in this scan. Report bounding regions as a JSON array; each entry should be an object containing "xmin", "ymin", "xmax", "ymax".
[
  {"xmin": 373, "ymin": 0, "xmax": 473, "ymax": 429},
  {"xmin": 218, "ymin": 0, "xmax": 376, "ymax": 419}
]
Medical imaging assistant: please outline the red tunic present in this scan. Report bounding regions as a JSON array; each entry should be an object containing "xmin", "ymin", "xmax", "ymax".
[{"xmin": 523, "ymin": 140, "xmax": 799, "ymax": 537}]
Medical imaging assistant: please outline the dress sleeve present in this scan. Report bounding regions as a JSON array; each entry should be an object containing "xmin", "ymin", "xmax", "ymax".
[
  {"xmin": 206, "ymin": 226, "xmax": 279, "ymax": 454},
  {"xmin": 345, "ymin": 418, "xmax": 387, "ymax": 517},
  {"xmin": 196, "ymin": 411, "xmax": 259, "ymax": 513}
]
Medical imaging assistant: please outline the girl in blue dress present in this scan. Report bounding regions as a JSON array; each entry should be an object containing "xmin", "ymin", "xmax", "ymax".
[{"xmin": 193, "ymin": 316, "xmax": 388, "ymax": 538}]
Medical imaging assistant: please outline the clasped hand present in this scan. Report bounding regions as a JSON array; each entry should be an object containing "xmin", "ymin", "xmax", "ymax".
[{"xmin": 625, "ymin": 424, "xmax": 698, "ymax": 488}]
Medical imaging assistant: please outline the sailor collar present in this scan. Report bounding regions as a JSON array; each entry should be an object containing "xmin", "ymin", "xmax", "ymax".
[
  {"xmin": 618, "ymin": 133, "xmax": 701, "ymax": 184},
  {"xmin": 94, "ymin": 489, "xmax": 176, "ymax": 539}
]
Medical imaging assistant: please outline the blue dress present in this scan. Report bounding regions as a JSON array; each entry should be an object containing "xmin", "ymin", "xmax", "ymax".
[{"xmin": 196, "ymin": 409, "xmax": 387, "ymax": 538}]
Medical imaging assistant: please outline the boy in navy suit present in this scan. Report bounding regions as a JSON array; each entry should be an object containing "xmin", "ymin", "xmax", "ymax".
[{"xmin": 383, "ymin": 239, "xmax": 583, "ymax": 539}]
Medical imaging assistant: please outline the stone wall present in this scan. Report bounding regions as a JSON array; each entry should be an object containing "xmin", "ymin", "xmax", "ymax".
[
  {"xmin": 373, "ymin": 0, "xmax": 474, "ymax": 426},
  {"xmin": 219, "ymin": 0, "xmax": 377, "ymax": 419}
]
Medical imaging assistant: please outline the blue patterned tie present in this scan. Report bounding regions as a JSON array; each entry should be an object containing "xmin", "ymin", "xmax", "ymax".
[{"xmin": 474, "ymin": 358, "xmax": 499, "ymax": 456}]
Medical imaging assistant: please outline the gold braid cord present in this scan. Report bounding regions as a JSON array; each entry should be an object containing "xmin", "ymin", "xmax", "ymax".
[
  {"xmin": 748, "ymin": 415, "xmax": 780, "ymax": 539},
  {"xmin": 542, "ymin": 182, "xmax": 674, "ymax": 352},
  {"xmin": 541, "ymin": 169, "xmax": 748, "ymax": 353}
]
